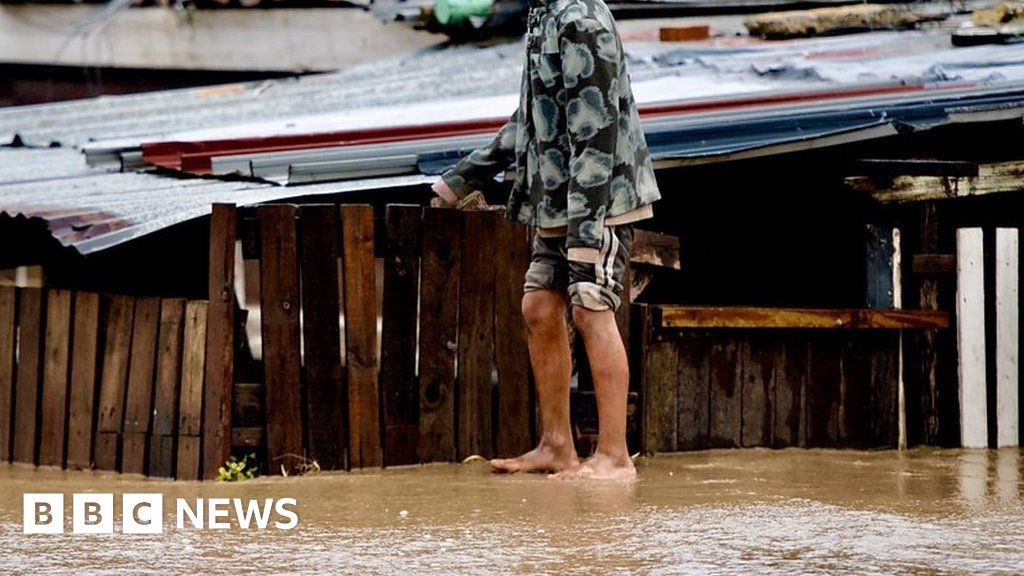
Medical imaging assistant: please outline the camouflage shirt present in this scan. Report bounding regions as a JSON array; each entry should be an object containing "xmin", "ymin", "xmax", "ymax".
[{"xmin": 440, "ymin": 0, "xmax": 660, "ymax": 262}]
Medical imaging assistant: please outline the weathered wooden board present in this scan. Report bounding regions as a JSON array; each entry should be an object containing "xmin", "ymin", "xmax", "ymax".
[
  {"xmin": 774, "ymin": 337, "xmax": 807, "ymax": 447},
  {"xmin": 0, "ymin": 287, "xmax": 13, "ymax": 463},
  {"xmin": 149, "ymin": 298, "xmax": 185, "ymax": 478},
  {"xmin": 806, "ymin": 334, "xmax": 841, "ymax": 446},
  {"xmin": 260, "ymin": 204, "xmax": 304, "ymax": 474},
  {"xmin": 94, "ymin": 294, "xmax": 134, "ymax": 471},
  {"xmin": 865, "ymin": 225, "xmax": 896, "ymax": 309},
  {"xmin": 176, "ymin": 301, "xmax": 207, "ymax": 480},
  {"xmin": 341, "ymin": 204, "xmax": 380, "ymax": 468},
  {"xmin": 418, "ymin": 208, "xmax": 461, "ymax": 463},
  {"xmin": 13, "ymin": 288, "xmax": 43, "ymax": 465},
  {"xmin": 299, "ymin": 204, "xmax": 345, "ymax": 470},
  {"xmin": 957, "ymin": 228, "xmax": 988, "ymax": 448},
  {"xmin": 380, "ymin": 205, "xmax": 422, "ymax": 466},
  {"xmin": 996, "ymin": 228, "xmax": 1019, "ymax": 447},
  {"xmin": 676, "ymin": 331, "xmax": 710, "ymax": 451},
  {"xmin": 494, "ymin": 217, "xmax": 532, "ymax": 457},
  {"xmin": 203, "ymin": 203, "xmax": 236, "ymax": 480},
  {"xmin": 659, "ymin": 307, "xmax": 949, "ymax": 330},
  {"xmin": 66, "ymin": 292, "xmax": 100, "ymax": 470},
  {"xmin": 122, "ymin": 296, "xmax": 160, "ymax": 475},
  {"xmin": 631, "ymin": 230, "xmax": 681, "ymax": 270},
  {"xmin": 640, "ymin": 306, "xmax": 679, "ymax": 453},
  {"xmin": 839, "ymin": 337, "xmax": 869, "ymax": 447},
  {"xmin": 868, "ymin": 332, "xmax": 900, "ymax": 447},
  {"xmin": 741, "ymin": 334, "xmax": 775, "ymax": 447},
  {"xmin": 847, "ymin": 160, "xmax": 1024, "ymax": 204},
  {"xmin": 39, "ymin": 289, "xmax": 72, "ymax": 468},
  {"xmin": 457, "ymin": 210, "xmax": 498, "ymax": 459},
  {"xmin": 708, "ymin": 334, "xmax": 741, "ymax": 448}
]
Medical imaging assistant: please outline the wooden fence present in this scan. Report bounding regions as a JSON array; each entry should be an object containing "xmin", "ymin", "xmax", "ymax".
[
  {"xmin": 0, "ymin": 286, "xmax": 224, "ymax": 480},
  {"xmin": 230, "ymin": 203, "xmax": 536, "ymax": 472}
]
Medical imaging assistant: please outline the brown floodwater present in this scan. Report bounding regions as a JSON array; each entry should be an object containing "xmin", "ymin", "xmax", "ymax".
[{"xmin": 1, "ymin": 448, "xmax": 1023, "ymax": 574}]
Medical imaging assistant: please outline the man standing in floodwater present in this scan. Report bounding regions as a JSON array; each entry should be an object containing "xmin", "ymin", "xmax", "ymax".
[{"xmin": 432, "ymin": 0, "xmax": 660, "ymax": 480}]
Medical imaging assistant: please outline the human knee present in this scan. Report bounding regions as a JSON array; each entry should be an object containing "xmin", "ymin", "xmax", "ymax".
[
  {"xmin": 571, "ymin": 305, "xmax": 602, "ymax": 335},
  {"xmin": 521, "ymin": 291, "xmax": 564, "ymax": 333}
]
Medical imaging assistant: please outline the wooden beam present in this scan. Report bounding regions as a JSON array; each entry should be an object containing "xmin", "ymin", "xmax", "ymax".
[
  {"xmin": 202, "ymin": 203, "xmax": 236, "ymax": 480},
  {"xmin": 957, "ymin": 228, "xmax": 988, "ymax": 448},
  {"xmin": 911, "ymin": 253, "xmax": 956, "ymax": 276},
  {"xmin": 846, "ymin": 159, "xmax": 1024, "ymax": 203},
  {"xmin": 996, "ymin": 228, "xmax": 1019, "ymax": 447},
  {"xmin": 631, "ymin": 230, "xmax": 681, "ymax": 270},
  {"xmin": 657, "ymin": 307, "xmax": 949, "ymax": 330}
]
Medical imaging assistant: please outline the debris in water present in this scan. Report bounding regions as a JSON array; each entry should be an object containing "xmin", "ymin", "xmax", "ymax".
[{"xmin": 462, "ymin": 454, "xmax": 487, "ymax": 464}]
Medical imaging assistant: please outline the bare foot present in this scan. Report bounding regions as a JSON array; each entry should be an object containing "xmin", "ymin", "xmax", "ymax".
[
  {"xmin": 490, "ymin": 439, "xmax": 579, "ymax": 474},
  {"xmin": 550, "ymin": 451, "xmax": 636, "ymax": 482}
]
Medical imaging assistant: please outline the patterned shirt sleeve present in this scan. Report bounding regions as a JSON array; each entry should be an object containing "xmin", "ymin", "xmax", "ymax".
[
  {"xmin": 440, "ymin": 109, "xmax": 519, "ymax": 199},
  {"xmin": 559, "ymin": 16, "xmax": 620, "ymax": 262}
]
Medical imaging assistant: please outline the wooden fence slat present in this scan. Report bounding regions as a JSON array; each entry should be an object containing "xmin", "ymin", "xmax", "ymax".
[
  {"xmin": 176, "ymin": 301, "xmax": 208, "ymax": 480},
  {"xmin": 259, "ymin": 204, "xmax": 304, "ymax": 474},
  {"xmin": 494, "ymin": 217, "xmax": 532, "ymax": 457},
  {"xmin": 13, "ymin": 287, "xmax": 44, "ymax": 465},
  {"xmin": 996, "ymin": 228, "xmax": 1019, "ymax": 447},
  {"xmin": 640, "ymin": 307, "xmax": 678, "ymax": 453},
  {"xmin": 957, "ymin": 228, "xmax": 988, "ymax": 448},
  {"xmin": 66, "ymin": 292, "xmax": 100, "ymax": 470},
  {"xmin": 457, "ymin": 209, "xmax": 498, "ymax": 459},
  {"xmin": 94, "ymin": 295, "xmax": 134, "ymax": 471},
  {"xmin": 380, "ymin": 204, "xmax": 422, "ymax": 466},
  {"xmin": 122, "ymin": 296, "xmax": 160, "ymax": 475},
  {"xmin": 39, "ymin": 289, "xmax": 72, "ymax": 468},
  {"xmin": 341, "ymin": 204, "xmax": 380, "ymax": 468},
  {"xmin": 774, "ymin": 337, "xmax": 806, "ymax": 447},
  {"xmin": 676, "ymin": 331, "xmax": 710, "ymax": 451},
  {"xmin": 839, "ymin": 337, "xmax": 869, "ymax": 447},
  {"xmin": 741, "ymin": 334, "xmax": 775, "ymax": 447},
  {"xmin": 203, "ymin": 203, "xmax": 236, "ymax": 480},
  {"xmin": 806, "ymin": 334, "xmax": 841, "ymax": 446},
  {"xmin": 299, "ymin": 204, "xmax": 345, "ymax": 471},
  {"xmin": 0, "ymin": 286, "xmax": 15, "ymax": 462},
  {"xmin": 418, "ymin": 208, "xmax": 461, "ymax": 463},
  {"xmin": 148, "ymin": 298, "xmax": 185, "ymax": 478},
  {"xmin": 708, "ymin": 334, "xmax": 741, "ymax": 448}
]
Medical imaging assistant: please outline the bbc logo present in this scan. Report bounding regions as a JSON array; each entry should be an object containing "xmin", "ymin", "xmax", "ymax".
[{"xmin": 24, "ymin": 494, "xmax": 163, "ymax": 534}]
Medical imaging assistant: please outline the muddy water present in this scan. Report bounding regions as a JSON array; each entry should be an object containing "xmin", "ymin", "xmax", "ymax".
[{"xmin": 1, "ymin": 448, "xmax": 1023, "ymax": 575}]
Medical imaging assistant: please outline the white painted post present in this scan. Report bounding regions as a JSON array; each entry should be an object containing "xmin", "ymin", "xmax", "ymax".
[
  {"xmin": 996, "ymin": 228, "xmax": 1019, "ymax": 447},
  {"xmin": 894, "ymin": 228, "xmax": 907, "ymax": 451},
  {"xmin": 957, "ymin": 228, "xmax": 988, "ymax": 448}
]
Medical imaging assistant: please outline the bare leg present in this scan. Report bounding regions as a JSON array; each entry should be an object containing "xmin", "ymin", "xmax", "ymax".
[
  {"xmin": 490, "ymin": 290, "xmax": 579, "ymax": 473},
  {"xmin": 553, "ymin": 307, "xmax": 636, "ymax": 481}
]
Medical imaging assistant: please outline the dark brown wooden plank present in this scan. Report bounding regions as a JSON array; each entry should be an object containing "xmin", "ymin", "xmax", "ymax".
[
  {"xmin": 839, "ymin": 336, "xmax": 870, "ymax": 447},
  {"xmin": 122, "ymin": 296, "xmax": 160, "ymax": 475},
  {"xmin": 773, "ymin": 336, "xmax": 806, "ymax": 447},
  {"xmin": 457, "ymin": 209, "xmax": 498, "ymax": 459},
  {"xmin": 148, "ymin": 298, "xmax": 185, "ymax": 478},
  {"xmin": 640, "ymin": 307, "xmax": 679, "ymax": 453},
  {"xmin": 494, "ymin": 216, "xmax": 532, "ymax": 457},
  {"xmin": 676, "ymin": 331, "xmax": 710, "ymax": 451},
  {"xmin": 868, "ymin": 331, "xmax": 900, "ymax": 447},
  {"xmin": 708, "ymin": 334, "xmax": 741, "ymax": 448},
  {"xmin": 39, "ymin": 289, "xmax": 72, "ymax": 468},
  {"xmin": 203, "ymin": 203, "xmax": 236, "ymax": 480},
  {"xmin": 13, "ymin": 287, "xmax": 44, "ymax": 465},
  {"xmin": 911, "ymin": 254, "xmax": 956, "ymax": 276},
  {"xmin": 418, "ymin": 208, "xmax": 461, "ymax": 463},
  {"xmin": 741, "ymin": 333, "xmax": 775, "ymax": 447},
  {"xmin": 0, "ymin": 286, "xmax": 15, "ymax": 462},
  {"xmin": 299, "ymin": 204, "xmax": 345, "ymax": 471},
  {"xmin": 66, "ymin": 292, "xmax": 100, "ymax": 470},
  {"xmin": 94, "ymin": 294, "xmax": 134, "ymax": 471},
  {"xmin": 259, "ymin": 204, "xmax": 304, "ymax": 475},
  {"xmin": 341, "ymin": 204, "xmax": 380, "ymax": 468},
  {"xmin": 380, "ymin": 204, "xmax": 422, "ymax": 466},
  {"xmin": 659, "ymin": 307, "xmax": 949, "ymax": 330},
  {"xmin": 631, "ymin": 230, "xmax": 681, "ymax": 270},
  {"xmin": 806, "ymin": 333, "xmax": 841, "ymax": 447},
  {"xmin": 176, "ymin": 301, "xmax": 207, "ymax": 481}
]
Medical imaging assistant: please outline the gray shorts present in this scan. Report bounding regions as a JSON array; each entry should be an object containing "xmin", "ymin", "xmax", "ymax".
[{"xmin": 523, "ymin": 225, "xmax": 633, "ymax": 311}]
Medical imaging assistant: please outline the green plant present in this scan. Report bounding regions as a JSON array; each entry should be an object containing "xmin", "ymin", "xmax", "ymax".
[{"xmin": 216, "ymin": 453, "xmax": 259, "ymax": 482}]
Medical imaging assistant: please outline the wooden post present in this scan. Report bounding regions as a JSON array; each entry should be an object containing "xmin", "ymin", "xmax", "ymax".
[
  {"xmin": 494, "ymin": 217, "xmax": 532, "ymax": 458},
  {"xmin": 996, "ymin": 228, "xmax": 1019, "ymax": 447},
  {"xmin": 94, "ymin": 295, "xmax": 134, "ymax": 471},
  {"xmin": 341, "ymin": 204, "xmax": 380, "ymax": 468},
  {"xmin": 39, "ymin": 289, "xmax": 72, "ymax": 468},
  {"xmin": 66, "ymin": 292, "xmax": 100, "ymax": 470},
  {"xmin": 418, "ymin": 208, "xmax": 460, "ymax": 463},
  {"xmin": 203, "ymin": 203, "xmax": 236, "ymax": 479},
  {"xmin": 149, "ymin": 298, "xmax": 185, "ymax": 478},
  {"xmin": 13, "ymin": 287, "xmax": 44, "ymax": 465},
  {"xmin": 380, "ymin": 205, "xmax": 422, "ymax": 466},
  {"xmin": 298, "ymin": 205, "xmax": 345, "ymax": 471},
  {"xmin": 957, "ymin": 228, "xmax": 988, "ymax": 448},
  {"xmin": 457, "ymin": 210, "xmax": 498, "ymax": 459},
  {"xmin": 0, "ymin": 286, "xmax": 13, "ymax": 462},
  {"xmin": 176, "ymin": 301, "xmax": 208, "ymax": 480},
  {"xmin": 259, "ymin": 204, "xmax": 304, "ymax": 474}
]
